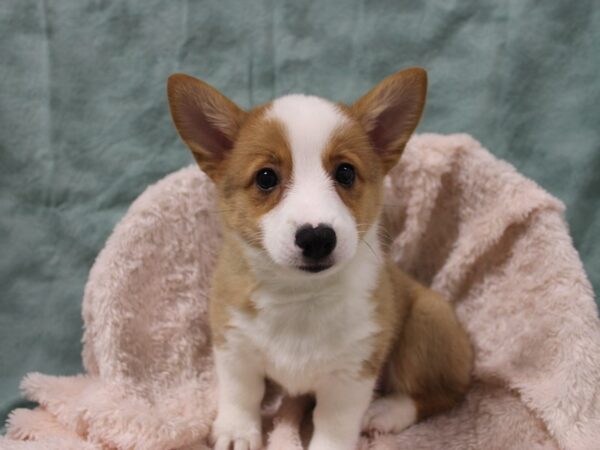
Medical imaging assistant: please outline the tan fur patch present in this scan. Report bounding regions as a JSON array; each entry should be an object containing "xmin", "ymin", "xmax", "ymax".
[
  {"xmin": 322, "ymin": 122, "xmax": 384, "ymax": 237},
  {"xmin": 209, "ymin": 235, "xmax": 258, "ymax": 347},
  {"xmin": 359, "ymin": 263, "xmax": 401, "ymax": 378},
  {"xmin": 215, "ymin": 106, "xmax": 293, "ymax": 247}
]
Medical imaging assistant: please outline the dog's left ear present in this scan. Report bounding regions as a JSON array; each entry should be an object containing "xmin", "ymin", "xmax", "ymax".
[{"xmin": 351, "ymin": 68, "xmax": 427, "ymax": 173}]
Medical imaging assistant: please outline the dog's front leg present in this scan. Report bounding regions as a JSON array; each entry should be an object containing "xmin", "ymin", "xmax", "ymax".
[
  {"xmin": 212, "ymin": 348, "xmax": 265, "ymax": 450},
  {"xmin": 308, "ymin": 376, "xmax": 375, "ymax": 450}
]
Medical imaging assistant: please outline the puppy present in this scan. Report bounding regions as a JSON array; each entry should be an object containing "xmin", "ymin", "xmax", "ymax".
[{"xmin": 167, "ymin": 68, "xmax": 473, "ymax": 450}]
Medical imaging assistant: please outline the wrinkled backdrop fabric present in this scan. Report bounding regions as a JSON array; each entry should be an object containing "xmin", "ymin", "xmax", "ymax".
[{"xmin": 1, "ymin": 0, "xmax": 599, "ymax": 433}]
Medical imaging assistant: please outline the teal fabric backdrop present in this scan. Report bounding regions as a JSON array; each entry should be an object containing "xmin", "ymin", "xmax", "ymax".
[{"xmin": 1, "ymin": 0, "xmax": 599, "ymax": 432}]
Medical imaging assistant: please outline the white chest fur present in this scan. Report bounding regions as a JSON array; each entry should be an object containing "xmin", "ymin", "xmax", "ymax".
[{"xmin": 226, "ymin": 237, "xmax": 383, "ymax": 395}]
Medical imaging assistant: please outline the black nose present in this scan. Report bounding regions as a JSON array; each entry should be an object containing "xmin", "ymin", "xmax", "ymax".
[{"xmin": 295, "ymin": 224, "xmax": 337, "ymax": 260}]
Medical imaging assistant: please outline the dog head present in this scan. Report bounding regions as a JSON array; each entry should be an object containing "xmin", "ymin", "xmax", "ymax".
[{"xmin": 168, "ymin": 69, "xmax": 426, "ymax": 276}]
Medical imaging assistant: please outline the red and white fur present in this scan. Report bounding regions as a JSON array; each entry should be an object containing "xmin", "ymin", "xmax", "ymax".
[{"xmin": 167, "ymin": 68, "xmax": 473, "ymax": 450}]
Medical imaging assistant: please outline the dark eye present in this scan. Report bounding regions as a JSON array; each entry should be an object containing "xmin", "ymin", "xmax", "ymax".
[
  {"xmin": 334, "ymin": 163, "xmax": 355, "ymax": 187},
  {"xmin": 255, "ymin": 168, "xmax": 279, "ymax": 191}
]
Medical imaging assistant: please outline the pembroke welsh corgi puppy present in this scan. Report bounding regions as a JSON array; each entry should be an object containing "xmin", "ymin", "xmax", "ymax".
[{"xmin": 167, "ymin": 68, "xmax": 473, "ymax": 450}]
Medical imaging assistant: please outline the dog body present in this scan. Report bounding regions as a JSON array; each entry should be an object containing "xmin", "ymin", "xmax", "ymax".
[{"xmin": 168, "ymin": 70, "xmax": 473, "ymax": 450}]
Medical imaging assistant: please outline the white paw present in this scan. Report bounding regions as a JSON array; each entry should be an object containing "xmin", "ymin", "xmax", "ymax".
[
  {"xmin": 361, "ymin": 394, "xmax": 417, "ymax": 435},
  {"xmin": 211, "ymin": 413, "xmax": 262, "ymax": 450}
]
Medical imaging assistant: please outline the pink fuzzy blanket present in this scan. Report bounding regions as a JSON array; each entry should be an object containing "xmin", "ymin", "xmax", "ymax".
[{"xmin": 2, "ymin": 134, "xmax": 600, "ymax": 450}]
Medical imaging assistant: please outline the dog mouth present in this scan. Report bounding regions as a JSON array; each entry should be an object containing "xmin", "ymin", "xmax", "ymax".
[{"xmin": 297, "ymin": 263, "xmax": 333, "ymax": 273}]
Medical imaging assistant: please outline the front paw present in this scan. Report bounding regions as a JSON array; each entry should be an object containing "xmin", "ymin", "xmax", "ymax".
[{"xmin": 211, "ymin": 412, "xmax": 262, "ymax": 450}]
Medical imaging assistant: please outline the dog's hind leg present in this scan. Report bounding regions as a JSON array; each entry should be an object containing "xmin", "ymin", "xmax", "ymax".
[{"xmin": 362, "ymin": 275, "xmax": 473, "ymax": 434}]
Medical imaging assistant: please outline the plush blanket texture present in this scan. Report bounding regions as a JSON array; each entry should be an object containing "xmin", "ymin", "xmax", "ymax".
[{"xmin": 1, "ymin": 134, "xmax": 599, "ymax": 450}]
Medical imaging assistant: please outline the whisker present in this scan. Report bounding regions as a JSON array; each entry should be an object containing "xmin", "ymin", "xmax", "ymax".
[{"xmin": 359, "ymin": 237, "xmax": 382, "ymax": 263}]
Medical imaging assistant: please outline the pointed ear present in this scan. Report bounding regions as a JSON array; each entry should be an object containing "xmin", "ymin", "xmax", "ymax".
[
  {"xmin": 351, "ymin": 68, "xmax": 427, "ymax": 173},
  {"xmin": 167, "ymin": 73, "xmax": 247, "ymax": 180}
]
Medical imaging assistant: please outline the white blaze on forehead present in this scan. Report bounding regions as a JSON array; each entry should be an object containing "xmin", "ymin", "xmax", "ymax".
[{"xmin": 266, "ymin": 94, "xmax": 350, "ymax": 164}]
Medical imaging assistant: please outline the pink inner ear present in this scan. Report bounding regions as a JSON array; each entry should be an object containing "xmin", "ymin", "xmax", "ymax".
[
  {"xmin": 179, "ymin": 97, "xmax": 234, "ymax": 160},
  {"xmin": 369, "ymin": 95, "xmax": 418, "ymax": 155}
]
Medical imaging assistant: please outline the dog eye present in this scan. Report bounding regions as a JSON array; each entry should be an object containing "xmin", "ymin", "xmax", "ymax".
[
  {"xmin": 334, "ymin": 163, "xmax": 355, "ymax": 187},
  {"xmin": 255, "ymin": 168, "xmax": 279, "ymax": 191}
]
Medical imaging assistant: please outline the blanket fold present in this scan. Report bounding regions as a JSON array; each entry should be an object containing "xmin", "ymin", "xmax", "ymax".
[{"xmin": 3, "ymin": 134, "xmax": 599, "ymax": 450}]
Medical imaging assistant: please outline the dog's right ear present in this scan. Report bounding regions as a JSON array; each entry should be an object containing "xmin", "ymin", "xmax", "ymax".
[
  {"xmin": 167, "ymin": 74, "xmax": 246, "ymax": 181},
  {"xmin": 351, "ymin": 68, "xmax": 427, "ymax": 174}
]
